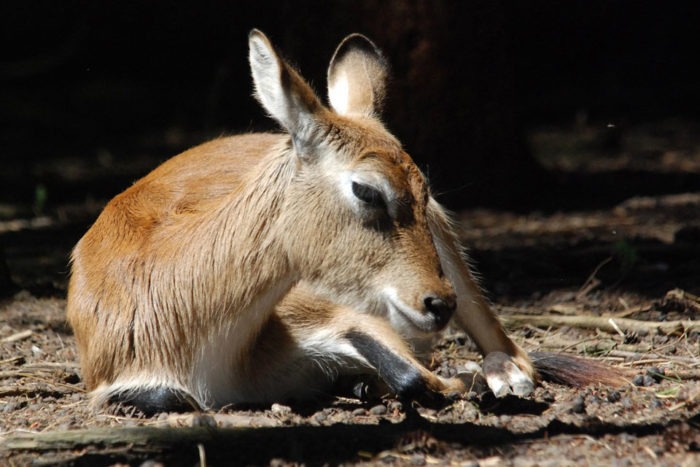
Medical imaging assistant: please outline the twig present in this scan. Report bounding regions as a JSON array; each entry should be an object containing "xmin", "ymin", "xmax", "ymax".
[
  {"xmin": 0, "ymin": 356, "xmax": 24, "ymax": 366},
  {"xmin": 22, "ymin": 362, "xmax": 80, "ymax": 371},
  {"xmin": 0, "ymin": 370, "xmax": 40, "ymax": 379},
  {"xmin": 608, "ymin": 318, "xmax": 626, "ymax": 338},
  {"xmin": 605, "ymin": 350, "xmax": 699, "ymax": 366},
  {"xmin": 501, "ymin": 314, "xmax": 699, "ymax": 336},
  {"xmin": 20, "ymin": 375, "xmax": 85, "ymax": 393},
  {"xmin": 560, "ymin": 337, "xmax": 607, "ymax": 352},
  {"xmin": 664, "ymin": 369, "xmax": 700, "ymax": 381},
  {"xmin": 0, "ymin": 385, "xmax": 56, "ymax": 398},
  {"xmin": 577, "ymin": 257, "xmax": 612, "ymax": 299},
  {"xmin": 624, "ymin": 359, "xmax": 674, "ymax": 366},
  {"xmin": 1, "ymin": 330, "xmax": 33, "ymax": 343},
  {"xmin": 607, "ymin": 305, "xmax": 651, "ymax": 319},
  {"xmin": 0, "ymin": 378, "xmax": 83, "ymax": 397},
  {"xmin": 198, "ymin": 443, "xmax": 207, "ymax": 467},
  {"xmin": 662, "ymin": 288, "xmax": 700, "ymax": 313}
]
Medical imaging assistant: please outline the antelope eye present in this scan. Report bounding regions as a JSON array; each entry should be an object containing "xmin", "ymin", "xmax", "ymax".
[{"xmin": 351, "ymin": 182, "xmax": 384, "ymax": 208}]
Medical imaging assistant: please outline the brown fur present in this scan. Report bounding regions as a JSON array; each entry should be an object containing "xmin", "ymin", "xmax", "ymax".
[{"xmin": 67, "ymin": 30, "xmax": 537, "ymax": 410}]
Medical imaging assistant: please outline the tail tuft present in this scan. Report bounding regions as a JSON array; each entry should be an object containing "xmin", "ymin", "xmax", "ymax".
[{"xmin": 530, "ymin": 351, "xmax": 629, "ymax": 388}]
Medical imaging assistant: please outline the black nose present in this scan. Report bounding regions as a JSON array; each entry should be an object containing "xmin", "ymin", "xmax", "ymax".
[{"xmin": 423, "ymin": 294, "xmax": 456, "ymax": 326}]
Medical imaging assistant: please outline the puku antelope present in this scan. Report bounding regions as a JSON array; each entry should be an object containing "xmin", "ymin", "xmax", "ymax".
[{"xmin": 68, "ymin": 31, "xmax": 621, "ymax": 414}]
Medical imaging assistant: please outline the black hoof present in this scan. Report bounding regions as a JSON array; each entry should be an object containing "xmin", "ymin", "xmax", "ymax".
[{"xmin": 109, "ymin": 386, "xmax": 201, "ymax": 416}]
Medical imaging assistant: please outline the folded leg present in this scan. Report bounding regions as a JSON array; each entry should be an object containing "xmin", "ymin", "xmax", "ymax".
[{"xmin": 266, "ymin": 290, "xmax": 475, "ymax": 401}]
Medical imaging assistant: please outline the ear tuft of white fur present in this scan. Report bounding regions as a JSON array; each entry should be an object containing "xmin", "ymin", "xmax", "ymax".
[
  {"xmin": 248, "ymin": 30, "xmax": 287, "ymax": 126},
  {"xmin": 329, "ymin": 72, "xmax": 351, "ymax": 116},
  {"xmin": 248, "ymin": 29, "xmax": 323, "ymax": 150},
  {"xmin": 327, "ymin": 33, "xmax": 388, "ymax": 117}
]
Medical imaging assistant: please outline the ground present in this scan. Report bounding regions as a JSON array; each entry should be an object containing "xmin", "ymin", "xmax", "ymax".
[{"xmin": 1, "ymin": 121, "xmax": 699, "ymax": 465}]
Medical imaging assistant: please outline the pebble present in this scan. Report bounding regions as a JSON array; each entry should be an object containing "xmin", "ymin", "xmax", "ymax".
[
  {"xmin": 63, "ymin": 372, "xmax": 81, "ymax": 384},
  {"xmin": 541, "ymin": 391, "xmax": 555, "ymax": 403},
  {"xmin": 642, "ymin": 375, "xmax": 656, "ymax": 386},
  {"xmin": 352, "ymin": 408, "xmax": 367, "ymax": 416},
  {"xmin": 369, "ymin": 404, "xmax": 387, "ymax": 415},
  {"xmin": 270, "ymin": 403, "xmax": 291, "ymax": 416},
  {"xmin": 607, "ymin": 391, "xmax": 621, "ymax": 403},
  {"xmin": 651, "ymin": 398, "xmax": 664, "ymax": 408},
  {"xmin": 621, "ymin": 397, "xmax": 633, "ymax": 409},
  {"xmin": 463, "ymin": 361, "xmax": 482, "ymax": 373},
  {"xmin": 647, "ymin": 366, "xmax": 665, "ymax": 382},
  {"xmin": 3, "ymin": 402, "xmax": 18, "ymax": 412},
  {"xmin": 388, "ymin": 401, "xmax": 403, "ymax": 412},
  {"xmin": 313, "ymin": 412, "xmax": 327, "ymax": 423},
  {"xmin": 140, "ymin": 461, "xmax": 165, "ymax": 467},
  {"xmin": 410, "ymin": 453, "xmax": 426, "ymax": 466},
  {"xmin": 654, "ymin": 335, "xmax": 669, "ymax": 345},
  {"xmin": 443, "ymin": 367, "xmax": 457, "ymax": 377},
  {"xmin": 632, "ymin": 374, "xmax": 656, "ymax": 386},
  {"xmin": 570, "ymin": 395, "xmax": 586, "ymax": 414},
  {"xmin": 191, "ymin": 413, "xmax": 216, "ymax": 428}
]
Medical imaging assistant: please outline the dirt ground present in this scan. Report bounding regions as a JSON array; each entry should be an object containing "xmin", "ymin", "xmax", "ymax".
[{"xmin": 1, "ymin": 122, "xmax": 700, "ymax": 465}]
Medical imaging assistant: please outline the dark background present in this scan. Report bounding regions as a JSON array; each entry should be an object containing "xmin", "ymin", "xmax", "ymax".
[{"xmin": 2, "ymin": 0, "xmax": 699, "ymax": 210}]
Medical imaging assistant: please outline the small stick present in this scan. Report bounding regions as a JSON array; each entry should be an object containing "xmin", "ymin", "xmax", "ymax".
[
  {"xmin": 198, "ymin": 443, "xmax": 207, "ymax": 467},
  {"xmin": 605, "ymin": 350, "xmax": 699, "ymax": 366},
  {"xmin": 608, "ymin": 318, "xmax": 626, "ymax": 338},
  {"xmin": 576, "ymin": 257, "xmax": 612, "ymax": 299},
  {"xmin": 622, "ymin": 359, "xmax": 673, "ymax": 366},
  {"xmin": 501, "ymin": 314, "xmax": 699, "ymax": 336},
  {"xmin": 1, "ymin": 330, "xmax": 33, "ymax": 344}
]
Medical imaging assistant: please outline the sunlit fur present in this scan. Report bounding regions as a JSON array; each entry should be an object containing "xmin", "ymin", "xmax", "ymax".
[
  {"xmin": 236, "ymin": 198, "xmax": 538, "ymax": 404},
  {"xmin": 68, "ymin": 30, "xmax": 529, "ymax": 410}
]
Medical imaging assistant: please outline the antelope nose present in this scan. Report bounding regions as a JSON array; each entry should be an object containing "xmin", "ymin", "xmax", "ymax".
[{"xmin": 423, "ymin": 294, "xmax": 456, "ymax": 327}]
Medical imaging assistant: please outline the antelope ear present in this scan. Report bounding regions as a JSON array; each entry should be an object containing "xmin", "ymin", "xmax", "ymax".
[
  {"xmin": 327, "ymin": 33, "xmax": 389, "ymax": 117},
  {"xmin": 248, "ymin": 29, "xmax": 323, "ymax": 145}
]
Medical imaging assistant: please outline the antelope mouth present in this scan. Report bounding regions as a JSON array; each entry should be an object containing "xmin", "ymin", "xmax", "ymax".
[{"xmin": 382, "ymin": 288, "xmax": 445, "ymax": 334}]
